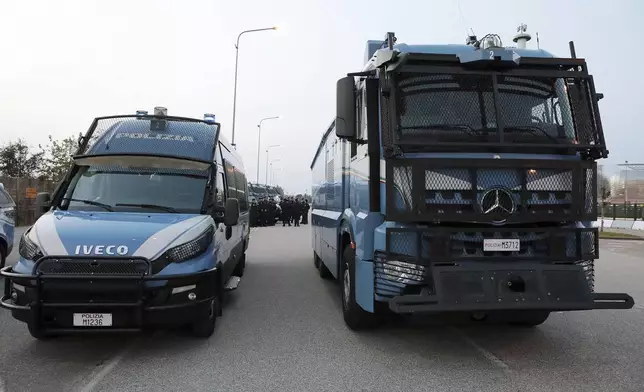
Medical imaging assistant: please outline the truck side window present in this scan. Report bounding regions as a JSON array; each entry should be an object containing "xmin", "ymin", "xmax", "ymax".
[
  {"xmin": 214, "ymin": 169, "xmax": 225, "ymax": 207},
  {"xmin": 224, "ymin": 161, "xmax": 237, "ymax": 199},
  {"xmin": 235, "ymin": 170, "xmax": 248, "ymax": 212}
]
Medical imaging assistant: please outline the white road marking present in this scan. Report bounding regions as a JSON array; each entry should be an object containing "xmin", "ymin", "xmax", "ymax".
[
  {"xmin": 452, "ymin": 327, "xmax": 512, "ymax": 373},
  {"xmin": 77, "ymin": 338, "xmax": 141, "ymax": 392}
]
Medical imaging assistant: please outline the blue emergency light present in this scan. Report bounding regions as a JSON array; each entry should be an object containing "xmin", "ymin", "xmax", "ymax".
[{"xmin": 204, "ymin": 114, "xmax": 216, "ymax": 124}]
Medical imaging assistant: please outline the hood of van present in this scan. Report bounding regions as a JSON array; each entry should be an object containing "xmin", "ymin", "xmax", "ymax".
[{"xmin": 26, "ymin": 210, "xmax": 213, "ymax": 260}]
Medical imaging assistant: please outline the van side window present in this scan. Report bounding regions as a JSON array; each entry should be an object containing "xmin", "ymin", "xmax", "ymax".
[
  {"xmin": 235, "ymin": 170, "xmax": 248, "ymax": 212},
  {"xmin": 223, "ymin": 160, "xmax": 236, "ymax": 199},
  {"xmin": 214, "ymin": 169, "xmax": 225, "ymax": 207},
  {"xmin": 0, "ymin": 190, "xmax": 10, "ymax": 205}
]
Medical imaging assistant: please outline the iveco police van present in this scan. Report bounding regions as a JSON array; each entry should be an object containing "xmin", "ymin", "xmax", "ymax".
[
  {"xmin": 0, "ymin": 182, "xmax": 16, "ymax": 268},
  {"xmin": 0, "ymin": 107, "xmax": 250, "ymax": 339}
]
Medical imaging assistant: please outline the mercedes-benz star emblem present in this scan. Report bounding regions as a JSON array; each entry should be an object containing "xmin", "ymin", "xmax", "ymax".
[{"xmin": 480, "ymin": 187, "xmax": 515, "ymax": 222}]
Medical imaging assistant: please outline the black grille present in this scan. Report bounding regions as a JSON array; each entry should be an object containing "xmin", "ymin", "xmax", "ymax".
[
  {"xmin": 386, "ymin": 158, "xmax": 596, "ymax": 223},
  {"xmin": 36, "ymin": 258, "xmax": 150, "ymax": 276},
  {"xmin": 385, "ymin": 227, "xmax": 598, "ymax": 264}
]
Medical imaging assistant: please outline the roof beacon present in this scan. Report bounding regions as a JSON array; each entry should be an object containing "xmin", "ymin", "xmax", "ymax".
[
  {"xmin": 154, "ymin": 106, "xmax": 168, "ymax": 117},
  {"xmin": 204, "ymin": 113, "xmax": 216, "ymax": 124},
  {"xmin": 513, "ymin": 24, "xmax": 532, "ymax": 49}
]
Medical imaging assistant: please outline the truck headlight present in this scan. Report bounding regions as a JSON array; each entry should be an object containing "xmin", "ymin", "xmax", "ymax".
[
  {"xmin": 19, "ymin": 230, "xmax": 44, "ymax": 261},
  {"xmin": 374, "ymin": 253, "xmax": 426, "ymax": 285},
  {"xmin": 152, "ymin": 227, "xmax": 214, "ymax": 274}
]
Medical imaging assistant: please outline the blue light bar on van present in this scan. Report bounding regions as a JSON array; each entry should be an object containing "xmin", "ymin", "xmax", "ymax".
[
  {"xmin": 136, "ymin": 110, "xmax": 148, "ymax": 116},
  {"xmin": 204, "ymin": 113, "xmax": 216, "ymax": 124}
]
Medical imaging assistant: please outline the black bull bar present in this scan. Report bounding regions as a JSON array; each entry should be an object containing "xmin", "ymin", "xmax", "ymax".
[
  {"xmin": 0, "ymin": 264, "xmax": 218, "ymax": 333},
  {"xmin": 383, "ymin": 227, "xmax": 634, "ymax": 313}
]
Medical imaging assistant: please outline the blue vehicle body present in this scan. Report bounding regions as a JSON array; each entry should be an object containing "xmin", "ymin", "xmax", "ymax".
[
  {"xmin": 311, "ymin": 31, "xmax": 634, "ymax": 329},
  {"xmin": 0, "ymin": 183, "xmax": 16, "ymax": 266},
  {"xmin": 1, "ymin": 109, "xmax": 250, "ymax": 338}
]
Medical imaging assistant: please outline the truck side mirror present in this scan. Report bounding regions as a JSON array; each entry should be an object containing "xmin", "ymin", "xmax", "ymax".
[
  {"xmin": 336, "ymin": 76, "xmax": 356, "ymax": 139},
  {"xmin": 224, "ymin": 198, "xmax": 240, "ymax": 226},
  {"xmin": 36, "ymin": 192, "xmax": 51, "ymax": 214}
]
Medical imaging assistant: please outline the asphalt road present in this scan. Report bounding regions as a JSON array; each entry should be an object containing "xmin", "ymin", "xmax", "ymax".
[{"xmin": 1, "ymin": 226, "xmax": 643, "ymax": 392}]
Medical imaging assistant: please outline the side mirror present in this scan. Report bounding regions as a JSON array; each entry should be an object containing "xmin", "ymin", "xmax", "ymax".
[
  {"xmin": 36, "ymin": 192, "xmax": 51, "ymax": 214},
  {"xmin": 335, "ymin": 76, "xmax": 356, "ymax": 139},
  {"xmin": 224, "ymin": 198, "xmax": 240, "ymax": 226}
]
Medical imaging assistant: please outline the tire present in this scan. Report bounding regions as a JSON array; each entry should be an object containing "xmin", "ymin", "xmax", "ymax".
[
  {"xmin": 341, "ymin": 246, "xmax": 379, "ymax": 330},
  {"xmin": 506, "ymin": 310, "xmax": 550, "ymax": 327},
  {"xmin": 27, "ymin": 321, "xmax": 52, "ymax": 340},
  {"xmin": 313, "ymin": 252, "xmax": 321, "ymax": 269},
  {"xmin": 191, "ymin": 298, "xmax": 219, "ymax": 338},
  {"xmin": 0, "ymin": 242, "xmax": 6, "ymax": 269},
  {"xmin": 318, "ymin": 257, "xmax": 333, "ymax": 280},
  {"xmin": 233, "ymin": 249, "xmax": 246, "ymax": 277}
]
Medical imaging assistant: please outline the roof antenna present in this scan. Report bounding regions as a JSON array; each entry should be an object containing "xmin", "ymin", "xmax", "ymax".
[
  {"xmin": 513, "ymin": 23, "xmax": 531, "ymax": 49},
  {"xmin": 536, "ymin": 32, "xmax": 540, "ymax": 49},
  {"xmin": 457, "ymin": 1, "xmax": 477, "ymax": 45}
]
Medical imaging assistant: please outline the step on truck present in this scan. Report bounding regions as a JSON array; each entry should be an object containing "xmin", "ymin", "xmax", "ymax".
[
  {"xmin": 310, "ymin": 27, "xmax": 634, "ymax": 330},
  {"xmin": 1, "ymin": 107, "xmax": 250, "ymax": 339}
]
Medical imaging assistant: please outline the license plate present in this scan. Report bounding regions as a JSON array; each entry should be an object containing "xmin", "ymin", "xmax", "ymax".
[
  {"xmin": 73, "ymin": 313, "xmax": 112, "ymax": 327},
  {"xmin": 483, "ymin": 239, "xmax": 520, "ymax": 252}
]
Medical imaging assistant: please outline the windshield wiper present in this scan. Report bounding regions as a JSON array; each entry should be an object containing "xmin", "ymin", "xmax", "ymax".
[
  {"xmin": 63, "ymin": 198, "xmax": 114, "ymax": 211},
  {"xmin": 399, "ymin": 124, "xmax": 480, "ymax": 137},
  {"xmin": 115, "ymin": 203, "xmax": 178, "ymax": 213},
  {"xmin": 500, "ymin": 125, "xmax": 560, "ymax": 144}
]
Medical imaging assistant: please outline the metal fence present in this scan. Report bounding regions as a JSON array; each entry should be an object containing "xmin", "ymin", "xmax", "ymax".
[
  {"xmin": 599, "ymin": 203, "xmax": 644, "ymax": 220},
  {"xmin": 0, "ymin": 176, "xmax": 57, "ymax": 226}
]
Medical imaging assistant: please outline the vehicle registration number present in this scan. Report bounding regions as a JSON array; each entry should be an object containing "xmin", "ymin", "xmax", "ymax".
[
  {"xmin": 483, "ymin": 239, "xmax": 520, "ymax": 252},
  {"xmin": 73, "ymin": 313, "xmax": 113, "ymax": 327}
]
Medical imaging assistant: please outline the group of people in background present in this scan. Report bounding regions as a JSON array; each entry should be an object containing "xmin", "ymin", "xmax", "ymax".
[{"xmin": 249, "ymin": 196, "xmax": 310, "ymax": 228}]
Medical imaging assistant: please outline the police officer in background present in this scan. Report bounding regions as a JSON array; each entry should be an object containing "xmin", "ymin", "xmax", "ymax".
[
  {"xmin": 249, "ymin": 199, "xmax": 259, "ymax": 227},
  {"xmin": 292, "ymin": 198, "xmax": 301, "ymax": 227},
  {"xmin": 258, "ymin": 197, "xmax": 269, "ymax": 227},
  {"xmin": 281, "ymin": 197, "xmax": 292, "ymax": 226},
  {"xmin": 301, "ymin": 199, "xmax": 310, "ymax": 224}
]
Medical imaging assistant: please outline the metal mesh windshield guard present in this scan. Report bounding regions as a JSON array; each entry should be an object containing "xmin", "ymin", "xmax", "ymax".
[
  {"xmin": 388, "ymin": 71, "xmax": 605, "ymax": 155},
  {"xmin": 385, "ymin": 158, "xmax": 597, "ymax": 223},
  {"xmin": 386, "ymin": 226, "xmax": 598, "ymax": 265},
  {"xmin": 77, "ymin": 115, "xmax": 220, "ymax": 162}
]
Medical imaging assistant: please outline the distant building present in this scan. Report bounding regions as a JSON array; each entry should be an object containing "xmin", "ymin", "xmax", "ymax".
[{"xmin": 609, "ymin": 170, "xmax": 644, "ymax": 204}]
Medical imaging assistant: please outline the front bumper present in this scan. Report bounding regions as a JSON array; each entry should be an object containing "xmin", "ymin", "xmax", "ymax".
[
  {"xmin": 386, "ymin": 263, "xmax": 634, "ymax": 314},
  {"xmin": 0, "ymin": 265, "xmax": 218, "ymax": 334}
]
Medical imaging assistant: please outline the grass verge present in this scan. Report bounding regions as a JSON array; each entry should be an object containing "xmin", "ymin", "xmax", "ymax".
[{"xmin": 599, "ymin": 231, "xmax": 644, "ymax": 240}]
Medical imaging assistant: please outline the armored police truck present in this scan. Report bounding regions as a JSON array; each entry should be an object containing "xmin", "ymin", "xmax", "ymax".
[
  {"xmin": 311, "ymin": 28, "xmax": 634, "ymax": 330},
  {"xmin": 1, "ymin": 107, "xmax": 250, "ymax": 339}
]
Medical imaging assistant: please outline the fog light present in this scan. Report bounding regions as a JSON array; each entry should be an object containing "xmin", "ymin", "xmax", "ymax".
[
  {"xmin": 188, "ymin": 292, "xmax": 197, "ymax": 301},
  {"xmin": 172, "ymin": 284, "xmax": 196, "ymax": 295}
]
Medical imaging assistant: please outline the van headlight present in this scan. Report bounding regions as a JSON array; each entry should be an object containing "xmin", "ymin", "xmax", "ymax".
[
  {"xmin": 152, "ymin": 227, "xmax": 214, "ymax": 274},
  {"xmin": 19, "ymin": 230, "xmax": 44, "ymax": 261}
]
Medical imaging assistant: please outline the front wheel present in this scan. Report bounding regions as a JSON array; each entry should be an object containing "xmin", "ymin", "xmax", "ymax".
[
  {"xmin": 506, "ymin": 310, "xmax": 550, "ymax": 327},
  {"xmin": 191, "ymin": 298, "xmax": 219, "ymax": 338},
  {"xmin": 341, "ymin": 246, "xmax": 379, "ymax": 330}
]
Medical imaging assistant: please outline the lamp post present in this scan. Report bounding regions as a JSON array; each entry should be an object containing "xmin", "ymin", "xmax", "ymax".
[
  {"xmin": 256, "ymin": 116, "xmax": 280, "ymax": 183},
  {"xmin": 269, "ymin": 160, "xmax": 282, "ymax": 185},
  {"xmin": 265, "ymin": 144, "xmax": 280, "ymax": 184},
  {"xmin": 230, "ymin": 26, "xmax": 278, "ymax": 148}
]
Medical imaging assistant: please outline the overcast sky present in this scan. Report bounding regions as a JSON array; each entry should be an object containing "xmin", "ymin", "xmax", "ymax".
[{"xmin": 1, "ymin": 0, "xmax": 641, "ymax": 194}]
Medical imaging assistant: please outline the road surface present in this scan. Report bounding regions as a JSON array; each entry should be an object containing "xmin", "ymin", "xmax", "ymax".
[{"xmin": 0, "ymin": 226, "xmax": 643, "ymax": 392}]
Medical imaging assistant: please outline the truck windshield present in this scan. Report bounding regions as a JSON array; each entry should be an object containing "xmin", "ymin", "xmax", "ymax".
[
  {"xmin": 396, "ymin": 74, "xmax": 576, "ymax": 145},
  {"xmin": 62, "ymin": 165, "xmax": 208, "ymax": 214}
]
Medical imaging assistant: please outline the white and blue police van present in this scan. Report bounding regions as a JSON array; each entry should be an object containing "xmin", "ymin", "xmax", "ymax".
[
  {"xmin": 0, "ymin": 182, "xmax": 16, "ymax": 268},
  {"xmin": 0, "ymin": 107, "xmax": 250, "ymax": 339}
]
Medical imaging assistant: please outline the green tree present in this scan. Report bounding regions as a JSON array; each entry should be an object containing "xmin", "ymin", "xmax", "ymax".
[
  {"xmin": 598, "ymin": 170, "xmax": 611, "ymax": 203},
  {"xmin": 41, "ymin": 135, "xmax": 78, "ymax": 183},
  {"xmin": 0, "ymin": 139, "xmax": 44, "ymax": 178}
]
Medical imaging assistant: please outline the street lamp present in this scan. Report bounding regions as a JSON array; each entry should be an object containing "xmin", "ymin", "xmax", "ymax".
[
  {"xmin": 230, "ymin": 26, "xmax": 278, "ymax": 148},
  {"xmin": 256, "ymin": 116, "xmax": 280, "ymax": 183},
  {"xmin": 265, "ymin": 144, "xmax": 280, "ymax": 184},
  {"xmin": 271, "ymin": 167, "xmax": 283, "ymax": 186},
  {"xmin": 269, "ymin": 160, "xmax": 282, "ymax": 185}
]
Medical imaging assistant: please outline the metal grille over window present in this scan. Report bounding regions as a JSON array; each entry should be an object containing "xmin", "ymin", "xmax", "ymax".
[
  {"xmin": 390, "ymin": 72, "xmax": 603, "ymax": 152},
  {"xmin": 78, "ymin": 116, "xmax": 219, "ymax": 162}
]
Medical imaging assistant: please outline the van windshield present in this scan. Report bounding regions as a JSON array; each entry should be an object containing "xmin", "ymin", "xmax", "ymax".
[{"xmin": 62, "ymin": 165, "xmax": 208, "ymax": 214}]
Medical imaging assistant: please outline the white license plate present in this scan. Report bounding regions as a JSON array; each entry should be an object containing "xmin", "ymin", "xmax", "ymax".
[
  {"xmin": 73, "ymin": 313, "xmax": 113, "ymax": 327},
  {"xmin": 483, "ymin": 239, "xmax": 520, "ymax": 252}
]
